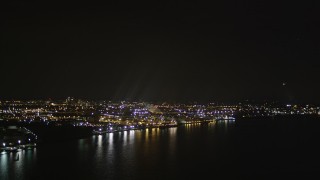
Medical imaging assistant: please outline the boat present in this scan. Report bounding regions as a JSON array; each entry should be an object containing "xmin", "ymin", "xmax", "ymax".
[{"xmin": 2, "ymin": 146, "xmax": 18, "ymax": 152}]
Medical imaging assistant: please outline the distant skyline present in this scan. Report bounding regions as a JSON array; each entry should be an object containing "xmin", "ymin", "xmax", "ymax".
[{"xmin": 1, "ymin": 1, "xmax": 320, "ymax": 103}]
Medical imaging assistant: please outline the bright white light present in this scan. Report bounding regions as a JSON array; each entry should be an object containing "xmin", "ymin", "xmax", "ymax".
[
  {"xmin": 2, "ymin": 143, "xmax": 5, "ymax": 147},
  {"xmin": 18, "ymin": 140, "xmax": 21, "ymax": 144}
]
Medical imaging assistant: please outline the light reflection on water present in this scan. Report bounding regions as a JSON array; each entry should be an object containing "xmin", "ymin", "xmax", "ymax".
[
  {"xmin": 0, "ymin": 123, "xmax": 238, "ymax": 180},
  {"xmin": 0, "ymin": 151, "xmax": 9, "ymax": 179},
  {"xmin": 74, "ymin": 127, "xmax": 182, "ymax": 179},
  {"xmin": 168, "ymin": 127, "xmax": 177, "ymax": 157},
  {"xmin": 0, "ymin": 148, "xmax": 37, "ymax": 180},
  {"xmin": 2, "ymin": 119, "xmax": 320, "ymax": 179}
]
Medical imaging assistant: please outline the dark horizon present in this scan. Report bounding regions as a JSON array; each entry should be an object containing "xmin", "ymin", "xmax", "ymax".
[{"xmin": 1, "ymin": 1, "xmax": 320, "ymax": 104}]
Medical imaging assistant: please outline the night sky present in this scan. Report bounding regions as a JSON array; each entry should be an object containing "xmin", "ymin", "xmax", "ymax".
[{"xmin": 1, "ymin": 1, "xmax": 320, "ymax": 103}]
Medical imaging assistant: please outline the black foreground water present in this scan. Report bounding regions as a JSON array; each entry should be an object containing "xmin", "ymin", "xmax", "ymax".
[{"xmin": 1, "ymin": 117, "xmax": 320, "ymax": 180}]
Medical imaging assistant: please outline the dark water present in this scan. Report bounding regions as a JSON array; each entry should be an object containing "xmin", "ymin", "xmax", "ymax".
[{"xmin": 1, "ymin": 118, "xmax": 320, "ymax": 180}]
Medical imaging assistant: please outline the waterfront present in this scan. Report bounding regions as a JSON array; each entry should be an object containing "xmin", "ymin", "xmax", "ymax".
[{"xmin": 1, "ymin": 118, "xmax": 320, "ymax": 180}]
